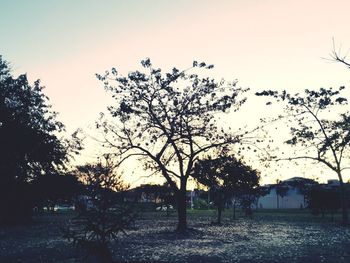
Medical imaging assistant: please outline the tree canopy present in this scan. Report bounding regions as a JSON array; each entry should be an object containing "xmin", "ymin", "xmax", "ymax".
[
  {"xmin": 97, "ymin": 58, "xmax": 249, "ymax": 231},
  {"xmin": 0, "ymin": 57, "xmax": 71, "ymax": 183},
  {"xmin": 0, "ymin": 56, "xmax": 80, "ymax": 224},
  {"xmin": 256, "ymin": 86, "xmax": 350, "ymax": 224},
  {"xmin": 193, "ymin": 155, "xmax": 260, "ymax": 223}
]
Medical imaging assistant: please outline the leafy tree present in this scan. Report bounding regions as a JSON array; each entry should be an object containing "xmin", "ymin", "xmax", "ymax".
[
  {"xmin": 0, "ymin": 56, "xmax": 79, "ymax": 224},
  {"xmin": 235, "ymin": 172, "xmax": 261, "ymax": 218},
  {"xmin": 256, "ymin": 87, "xmax": 350, "ymax": 224},
  {"xmin": 238, "ymin": 191, "xmax": 259, "ymax": 218},
  {"xmin": 193, "ymin": 155, "xmax": 260, "ymax": 224},
  {"xmin": 34, "ymin": 173, "xmax": 83, "ymax": 211},
  {"xmin": 307, "ymin": 186, "xmax": 341, "ymax": 220},
  {"xmin": 97, "ymin": 59, "xmax": 248, "ymax": 232},
  {"xmin": 64, "ymin": 155, "xmax": 135, "ymax": 263}
]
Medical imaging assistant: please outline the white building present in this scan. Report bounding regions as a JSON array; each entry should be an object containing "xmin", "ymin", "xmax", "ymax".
[
  {"xmin": 257, "ymin": 186, "xmax": 306, "ymax": 209},
  {"xmin": 257, "ymin": 177, "xmax": 317, "ymax": 209}
]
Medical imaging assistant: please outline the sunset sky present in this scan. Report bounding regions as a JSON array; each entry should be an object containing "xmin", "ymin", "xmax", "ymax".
[{"xmin": 1, "ymin": 0, "xmax": 350, "ymax": 186}]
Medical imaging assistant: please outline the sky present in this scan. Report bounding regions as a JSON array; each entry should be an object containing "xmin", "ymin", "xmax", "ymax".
[{"xmin": 1, "ymin": 0, "xmax": 350, "ymax": 186}]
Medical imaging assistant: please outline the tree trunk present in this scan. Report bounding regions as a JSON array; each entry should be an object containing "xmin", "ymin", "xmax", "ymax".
[
  {"xmin": 207, "ymin": 190, "xmax": 210, "ymax": 208},
  {"xmin": 176, "ymin": 179, "xmax": 187, "ymax": 232},
  {"xmin": 217, "ymin": 204, "xmax": 222, "ymax": 224},
  {"xmin": 280, "ymin": 197, "xmax": 283, "ymax": 209},
  {"xmin": 338, "ymin": 173, "xmax": 348, "ymax": 225},
  {"xmin": 166, "ymin": 204, "xmax": 171, "ymax": 217},
  {"xmin": 232, "ymin": 200, "xmax": 236, "ymax": 220}
]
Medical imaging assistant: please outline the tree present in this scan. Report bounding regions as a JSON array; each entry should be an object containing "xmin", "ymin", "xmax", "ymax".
[
  {"xmin": 34, "ymin": 173, "xmax": 83, "ymax": 211},
  {"xmin": 256, "ymin": 87, "xmax": 350, "ymax": 225},
  {"xmin": 283, "ymin": 177, "xmax": 317, "ymax": 209},
  {"xmin": 275, "ymin": 180, "xmax": 289, "ymax": 209},
  {"xmin": 64, "ymin": 155, "xmax": 135, "ymax": 262},
  {"xmin": 97, "ymin": 59, "xmax": 248, "ymax": 232},
  {"xmin": 193, "ymin": 155, "xmax": 260, "ymax": 224},
  {"xmin": 134, "ymin": 183, "xmax": 175, "ymax": 215},
  {"xmin": 235, "ymin": 169, "xmax": 261, "ymax": 218},
  {"xmin": 307, "ymin": 186, "xmax": 341, "ymax": 220},
  {"xmin": 156, "ymin": 183, "xmax": 176, "ymax": 214},
  {"xmin": 0, "ymin": 56, "xmax": 79, "ymax": 224}
]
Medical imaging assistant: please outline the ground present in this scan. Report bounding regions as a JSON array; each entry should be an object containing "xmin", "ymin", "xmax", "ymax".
[{"xmin": 0, "ymin": 210, "xmax": 350, "ymax": 262}]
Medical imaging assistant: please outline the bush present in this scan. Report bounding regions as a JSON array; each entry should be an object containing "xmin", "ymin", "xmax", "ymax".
[{"xmin": 63, "ymin": 157, "xmax": 137, "ymax": 262}]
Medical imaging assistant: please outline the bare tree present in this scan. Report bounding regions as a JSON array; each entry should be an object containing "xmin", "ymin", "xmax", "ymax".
[
  {"xmin": 96, "ymin": 59, "xmax": 250, "ymax": 232},
  {"xmin": 329, "ymin": 39, "xmax": 350, "ymax": 69}
]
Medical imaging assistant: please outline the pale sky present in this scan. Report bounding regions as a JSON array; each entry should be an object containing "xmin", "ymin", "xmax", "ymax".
[{"xmin": 1, "ymin": 0, "xmax": 350, "ymax": 186}]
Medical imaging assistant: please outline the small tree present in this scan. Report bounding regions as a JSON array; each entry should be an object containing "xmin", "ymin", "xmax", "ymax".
[
  {"xmin": 235, "ymin": 172, "xmax": 261, "ymax": 218},
  {"xmin": 257, "ymin": 87, "xmax": 350, "ymax": 225},
  {"xmin": 97, "ymin": 59, "xmax": 248, "ymax": 232},
  {"xmin": 238, "ymin": 191, "xmax": 259, "ymax": 218},
  {"xmin": 193, "ymin": 155, "xmax": 260, "ymax": 224},
  {"xmin": 63, "ymin": 155, "xmax": 136, "ymax": 262},
  {"xmin": 275, "ymin": 180, "xmax": 289, "ymax": 209}
]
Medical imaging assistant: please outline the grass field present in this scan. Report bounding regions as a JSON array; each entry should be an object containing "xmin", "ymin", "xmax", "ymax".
[{"xmin": 0, "ymin": 209, "xmax": 349, "ymax": 262}]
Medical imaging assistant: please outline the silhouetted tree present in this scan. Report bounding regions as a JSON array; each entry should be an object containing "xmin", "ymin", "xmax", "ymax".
[
  {"xmin": 0, "ymin": 56, "xmax": 81, "ymax": 224},
  {"xmin": 329, "ymin": 39, "xmax": 350, "ymax": 70},
  {"xmin": 134, "ymin": 183, "xmax": 173, "ymax": 203},
  {"xmin": 97, "ymin": 59, "xmax": 249, "ymax": 232},
  {"xmin": 64, "ymin": 155, "xmax": 135, "ymax": 263},
  {"xmin": 257, "ymin": 87, "xmax": 350, "ymax": 225},
  {"xmin": 193, "ymin": 155, "xmax": 260, "ymax": 224},
  {"xmin": 285, "ymin": 177, "xmax": 318, "ymax": 208},
  {"xmin": 275, "ymin": 180, "xmax": 289, "ymax": 209},
  {"xmin": 34, "ymin": 173, "xmax": 83, "ymax": 211},
  {"xmin": 158, "ymin": 183, "xmax": 176, "ymax": 214},
  {"xmin": 149, "ymin": 183, "xmax": 175, "ymax": 215},
  {"xmin": 256, "ymin": 186, "xmax": 271, "ymax": 210},
  {"xmin": 236, "ymin": 174, "xmax": 261, "ymax": 218},
  {"xmin": 307, "ymin": 186, "xmax": 341, "ymax": 220}
]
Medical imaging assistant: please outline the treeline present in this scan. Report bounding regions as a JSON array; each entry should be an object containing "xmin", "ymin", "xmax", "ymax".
[{"xmin": 1, "ymin": 47, "xmax": 350, "ymax": 233}]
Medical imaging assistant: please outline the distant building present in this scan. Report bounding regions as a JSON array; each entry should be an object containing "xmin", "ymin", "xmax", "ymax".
[
  {"xmin": 257, "ymin": 185, "xmax": 305, "ymax": 209},
  {"xmin": 122, "ymin": 178, "xmax": 349, "ymax": 210},
  {"xmin": 257, "ymin": 177, "xmax": 317, "ymax": 209}
]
